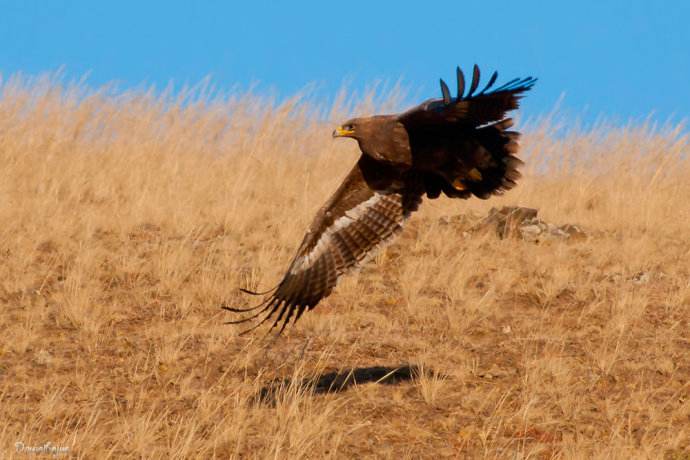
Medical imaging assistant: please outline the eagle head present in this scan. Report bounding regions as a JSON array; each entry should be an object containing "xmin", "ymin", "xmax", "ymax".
[
  {"xmin": 333, "ymin": 116, "xmax": 411, "ymax": 165},
  {"xmin": 332, "ymin": 119, "xmax": 359, "ymax": 138}
]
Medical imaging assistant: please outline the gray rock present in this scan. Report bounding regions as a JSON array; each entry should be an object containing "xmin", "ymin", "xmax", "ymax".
[
  {"xmin": 519, "ymin": 224, "xmax": 543, "ymax": 242},
  {"xmin": 442, "ymin": 206, "xmax": 588, "ymax": 243}
]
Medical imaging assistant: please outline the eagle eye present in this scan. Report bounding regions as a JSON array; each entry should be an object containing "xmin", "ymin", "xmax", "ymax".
[{"xmin": 344, "ymin": 124, "xmax": 354, "ymax": 131}]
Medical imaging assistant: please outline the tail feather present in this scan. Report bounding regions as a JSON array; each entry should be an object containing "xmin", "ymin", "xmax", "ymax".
[
  {"xmin": 423, "ymin": 118, "xmax": 524, "ymax": 200},
  {"xmin": 467, "ymin": 118, "xmax": 523, "ymax": 199}
]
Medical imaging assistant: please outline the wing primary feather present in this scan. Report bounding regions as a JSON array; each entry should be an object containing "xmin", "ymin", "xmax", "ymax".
[
  {"xmin": 239, "ymin": 285, "xmax": 278, "ymax": 296},
  {"xmin": 222, "ymin": 283, "xmax": 281, "ymax": 312},
  {"xmin": 292, "ymin": 304, "xmax": 309, "ymax": 325},
  {"xmin": 267, "ymin": 269, "xmax": 310, "ymax": 334},
  {"xmin": 269, "ymin": 300, "xmax": 292, "ymax": 332},
  {"xmin": 467, "ymin": 64, "xmax": 481, "ymax": 97},
  {"xmin": 479, "ymin": 71, "xmax": 498, "ymax": 95},
  {"xmin": 237, "ymin": 314, "xmax": 275, "ymax": 336},
  {"xmin": 439, "ymin": 79, "xmax": 451, "ymax": 104},
  {"xmin": 237, "ymin": 299, "xmax": 283, "ymax": 335},
  {"xmin": 499, "ymin": 76, "xmax": 536, "ymax": 92},
  {"xmin": 456, "ymin": 66, "xmax": 465, "ymax": 99},
  {"xmin": 502, "ymin": 77, "xmax": 526, "ymax": 91},
  {"xmin": 520, "ymin": 77, "xmax": 537, "ymax": 89},
  {"xmin": 224, "ymin": 297, "xmax": 278, "ymax": 324},
  {"xmin": 221, "ymin": 294, "xmax": 272, "ymax": 313},
  {"xmin": 506, "ymin": 77, "xmax": 534, "ymax": 91},
  {"xmin": 272, "ymin": 274, "xmax": 310, "ymax": 334},
  {"xmin": 277, "ymin": 302, "xmax": 299, "ymax": 335},
  {"xmin": 494, "ymin": 77, "xmax": 520, "ymax": 92}
]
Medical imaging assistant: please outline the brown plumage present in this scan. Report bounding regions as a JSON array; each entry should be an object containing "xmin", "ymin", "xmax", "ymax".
[{"xmin": 225, "ymin": 65, "xmax": 536, "ymax": 334}]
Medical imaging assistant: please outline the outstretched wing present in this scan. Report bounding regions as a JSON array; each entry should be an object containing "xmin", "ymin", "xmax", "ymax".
[
  {"xmin": 398, "ymin": 64, "xmax": 537, "ymax": 128},
  {"xmin": 225, "ymin": 155, "xmax": 423, "ymax": 334}
]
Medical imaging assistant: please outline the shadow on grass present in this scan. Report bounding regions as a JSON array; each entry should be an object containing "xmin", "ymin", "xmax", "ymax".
[{"xmin": 256, "ymin": 364, "xmax": 420, "ymax": 405}]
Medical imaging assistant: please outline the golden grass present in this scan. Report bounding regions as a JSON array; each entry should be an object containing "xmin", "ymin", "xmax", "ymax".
[{"xmin": 1, "ymin": 73, "xmax": 689, "ymax": 459}]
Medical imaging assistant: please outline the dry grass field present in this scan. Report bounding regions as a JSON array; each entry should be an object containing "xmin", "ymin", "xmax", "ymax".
[{"xmin": 1, "ymin": 74, "xmax": 689, "ymax": 459}]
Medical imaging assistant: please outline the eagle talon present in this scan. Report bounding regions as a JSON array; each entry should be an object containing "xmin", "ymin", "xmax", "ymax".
[
  {"xmin": 452, "ymin": 178, "xmax": 466, "ymax": 190},
  {"xmin": 468, "ymin": 168, "xmax": 483, "ymax": 181}
]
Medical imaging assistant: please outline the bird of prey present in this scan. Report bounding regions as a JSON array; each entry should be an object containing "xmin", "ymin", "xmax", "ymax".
[{"xmin": 225, "ymin": 65, "xmax": 536, "ymax": 334}]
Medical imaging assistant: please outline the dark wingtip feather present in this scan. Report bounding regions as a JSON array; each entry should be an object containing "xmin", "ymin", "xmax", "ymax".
[
  {"xmin": 292, "ymin": 304, "xmax": 309, "ymax": 326},
  {"xmin": 467, "ymin": 64, "xmax": 481, "ymax": 97},
  {"xmin": 239, "ymin": 286, "xmax": 277, "ymax": 296},
  {"xmin": 238, "ymin": 316, "xmax": 273, "ymax": 336},
  {"xmin": 221, "ymin": 294, "xmax": 273, "ymax": 313},
  {"xmin": 268, "ymin": 300, "xmax": 291, "ymax": 333},
  {"xmin": 494, "ymin": 77, "xmax": 520, "ymax": 92},
  {"xmin": 456, "ymin": 66, "xmax": 465, "ymax": 100},
  {"xmin": 496, "ymin": 76, "xmax": 538, "ymax": 93},
  {"xmin": 439, "ymin": 79, "xmax": 451, "ymax": 104},
  {"xmin": 277, "ymin": 302, "xmax": 299, "ymax": 335},
  {"xmin": 222, "ymin": 304, "xmax": 256, "ymax": 313},
  {"xmin": 524, "ymin": 77, "xmax": 538, "ymax": 89},
  {"xmin": 234, "ymin": 298, "xmax": 283, "ymax": 333},
  {"xmin": 479, "ymin": 71, "xmax": 498, "ymax": 95},
  {"xmin": 223, "ymin": 300, "xmax": 274, "ymax": 324}
]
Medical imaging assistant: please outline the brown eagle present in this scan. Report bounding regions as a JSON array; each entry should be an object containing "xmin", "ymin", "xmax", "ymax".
[{"xmin": 225, "ymin": 65, "xmax": 536, "ymax": 334}]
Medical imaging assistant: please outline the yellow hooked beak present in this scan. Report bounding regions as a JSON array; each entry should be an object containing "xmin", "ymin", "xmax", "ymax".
[{"xmin": 332, "ymin": 125, "xmax": 355, "ymax": 138}]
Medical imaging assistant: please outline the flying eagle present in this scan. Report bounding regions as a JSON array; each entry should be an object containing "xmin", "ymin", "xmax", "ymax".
[{"xmin": 225, "ymin": 65, "xmax": 536, "ymax": 334}]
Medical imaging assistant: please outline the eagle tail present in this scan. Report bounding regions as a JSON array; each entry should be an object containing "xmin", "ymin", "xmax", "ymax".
[
  {"xmin": 462, "ymin": 118, "xmax": 523, "ymax": 199},
  {"xmin": 423, "ymin": 118, "xmax": 523, "ymax": 200}
]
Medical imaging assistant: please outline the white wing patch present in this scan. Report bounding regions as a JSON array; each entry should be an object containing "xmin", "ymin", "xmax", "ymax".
[{"xmin": 289, "ymin": 192, "xmax": 404, "ymax": 275}]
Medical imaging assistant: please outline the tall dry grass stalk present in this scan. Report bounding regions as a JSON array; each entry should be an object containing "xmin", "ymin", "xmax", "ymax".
[{"xmin": 0, "ymin": 73, "xmax": 688, "ymax": 458}]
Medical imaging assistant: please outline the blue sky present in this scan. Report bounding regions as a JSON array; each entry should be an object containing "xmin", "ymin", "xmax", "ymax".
[{"xmin": 2, "ymin": 1, "xmax": 689, "ymax": 124}]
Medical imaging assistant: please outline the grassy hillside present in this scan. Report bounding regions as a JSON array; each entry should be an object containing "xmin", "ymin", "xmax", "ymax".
[{"xmin": 1, "ymin": 75, "xmax": 688, "ymax": 459}]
